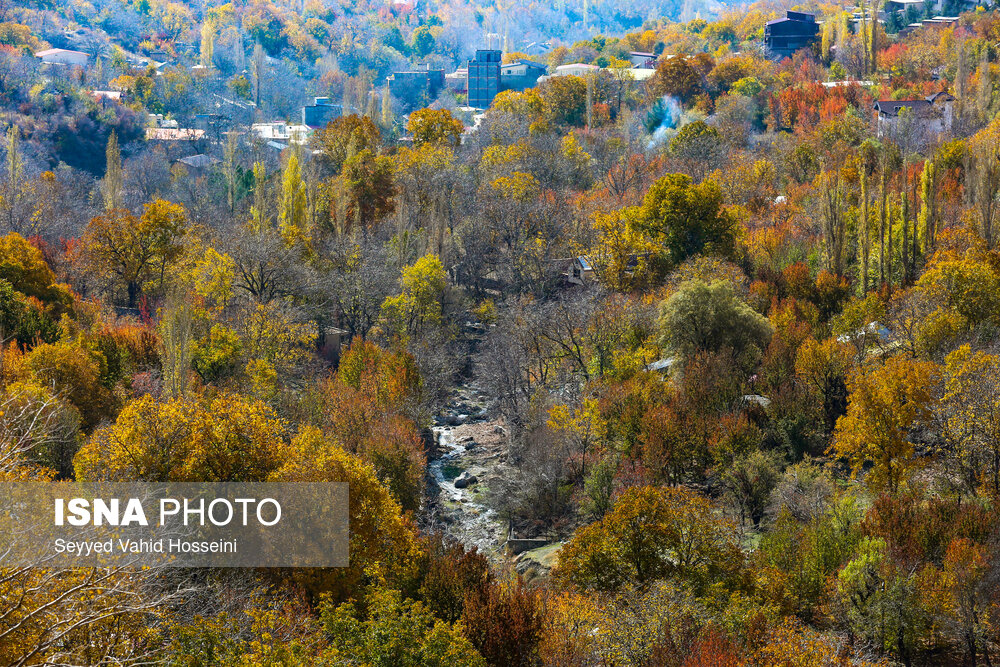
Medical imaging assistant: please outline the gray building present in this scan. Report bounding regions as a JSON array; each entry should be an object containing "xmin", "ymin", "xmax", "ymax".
[
  {"xmin": 387, "ymin": 69, "xmax": 445, "ymax": 112},
  {"xmin": 500, "ymin": 59, "xmax": 547, "ymax": 92},
  {"xmin": 628, "ymin": 51, "xmax": 658, "ymax": 69},
  {"xmin": 467, "ymin": 49, "xmax": 502, "ymax": 109},
  {"xmin": 764, "ymin": 11, "xmax": 820, "ymax": 60},
  {"xmin": 302, "ymin": 97, "xmax": 352, "ymax": 128}
]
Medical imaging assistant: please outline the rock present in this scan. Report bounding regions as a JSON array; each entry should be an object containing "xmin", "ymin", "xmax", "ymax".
[{"xmin": 454, "ymin": 471, "xmax": 478, "ymax": 489}]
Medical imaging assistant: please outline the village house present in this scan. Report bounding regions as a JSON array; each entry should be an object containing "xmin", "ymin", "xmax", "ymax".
[
  {"xmin": 552, "ymin": 62, "xmax": 600, "ymax": 78},
  {"xmin": 90, "ymin": 90, "xmax": 123, "ymax": 103},
  {"xmin": 387, "ymin": 68, "xmax": 445, "ymax": 112},
  {"xmin": 145, "ymin": 121, "xmax": 205, "ymax": 142},
  {"xmin": 466, "ymin": 49, "xmax": 502, "ymax": 109},
  {"xmin": 500, "ymin": 59, "xmax": 547, "ymax": 92},
  {"xmin": 628, "ymin": 51, "xmax": 658, "ymax": 69},
  {"xmin": 302, "ymin": 97, "xmax": 351, "ymax": 128},
  {"xmin": 174, "ymin": 154, "xmax": 220, "ymax": 177},
  {"xmin": 445, "ymin": 67, "xmax": 468, "ymax": 94},
  {"xmin": 873, "ymin": 91, "xmax": 955, "ymax": 140}
]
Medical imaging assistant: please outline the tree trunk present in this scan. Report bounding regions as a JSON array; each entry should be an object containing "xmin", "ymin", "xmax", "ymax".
[
  {"xmin": 902, "ymin": 179, "xmax": 909, "ymax": 287},
  {"xmin": 127, "ymin": 281, "xmax": 139, "ymax": 309}
]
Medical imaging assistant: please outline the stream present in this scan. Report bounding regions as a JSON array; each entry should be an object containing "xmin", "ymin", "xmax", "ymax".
[{"xmin": 425, "ymin": 386, "xmax": 509, "ymax": 556}]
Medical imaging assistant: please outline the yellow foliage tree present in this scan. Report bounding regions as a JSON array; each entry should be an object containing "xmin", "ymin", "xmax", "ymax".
[
  {"xmin": 555, "ymin": 486, "xmax": 742, "ymax": 592},
  {"xmin": 407, "ymin": 108, "xmax": 464, "ymax": 147},
  {"xmin": 938, "ymin": 345, "xmax": 1000, "ymax": 497},
  {"xmin": 0, "ymin": 233, "xmax": 73, "ymax": 312},
  {"xmin": 831, "ymin": 355, "xmax": 937, "ymax": 494},
  {"xmin": 75, "ymin": 392, "xmax": 288, "ymax": 481},
  {"xmin": 379, "ymin": 254, "xmax": 447, "ymax": 341},
  {"xmin": 78, "ymin": 200, "xmax": 187, "ymax": 308},
  {"xmin": 271, "ymin": 426, "xmax": 420, "ymax": 602}
]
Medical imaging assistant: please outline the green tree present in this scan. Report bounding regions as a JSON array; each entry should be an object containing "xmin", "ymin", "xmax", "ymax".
[
  {"xmin": 75, "ymin": 392, "xmax": 288, "ymax": 482},
  {"xmin": 312, "ymin": 114, "xmax": 382, "ymax": 174},
  {"xmin": 78, "ymin": 199, "xmax": 187, "ymax": 307},
  {"xmin": 278, "ymin": 149, "xmax": 308, "ymax": 247},
  {"xmin": 836, "ymin": 537, "xmax": 926, "ymax": 664},
  {"xmin": 101, "ymin": 131, "xmax": 124, "ymax": 212},
  {"xmin": 411, "ymin": 26, "xmax": 436, "ymax": 57},
  {"xmin": 24, "ymin": 339, "xmax": 112, "ymax": 432},
  {"xmin": 721, "ymin": 449, "xmax": 782, "ymax": 528},
  {"xmin": 0, "ymin": 125, "xmax": 34, "ymax": 236},
  {"xmin": 322, "ymin": 584, "xmax": 484, "ymax": 666},
  {"xmin": 795, "ymin": 337, "xmax": 853, "ymax": 435},
  {"xmin": 668, "ymin": 120, "xmax": 721, "ymax": 159},
  {"xmin": 332, "ymin": 149, "xmax": 397, "ymax": 232},
  {"xmin": 635, "ymin": 173, "xmax": 737, "ymax": 267},
  {"xmin": 380, "ymin": 254, "xmax": 447, "ymax": 341},
  {"xmin": 657, "ymin": 279, "xmax": 773, "ymax": 362},
  {"xmin": 0, "ymin": 232, "xmax": 73, "ymax": 311},
  {"xmin": 650, "ymin": 54, "xmax": 704, "ymax": 102},
  {"xmin": 0, "ymin": 279, "xmax": 59, "ymax": 347},
  {"xmin": 541, "ymin": 75, "xmax": 588, "ymax": 127}
]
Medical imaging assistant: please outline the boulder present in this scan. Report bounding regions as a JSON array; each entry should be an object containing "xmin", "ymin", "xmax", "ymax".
[{"xmin": 454, "ymin": 471, "xmax": 478, "ymax": 489}]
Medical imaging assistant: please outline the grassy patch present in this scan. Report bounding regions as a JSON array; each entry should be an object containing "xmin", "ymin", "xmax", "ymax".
[{"xmin": 442, "ymin": 462, "xmax": 463, "ymax": 480}]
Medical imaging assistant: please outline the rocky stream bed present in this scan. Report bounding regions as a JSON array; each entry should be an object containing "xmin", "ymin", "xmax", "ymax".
[{"xmin": 425, "ymin": 385, "xmax": 563, "ymax": 578}]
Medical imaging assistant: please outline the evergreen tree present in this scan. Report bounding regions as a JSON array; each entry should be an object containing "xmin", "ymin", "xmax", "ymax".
[{"xmin": 101, "ymin": 131, "xmax": 124, "ymax": 212}]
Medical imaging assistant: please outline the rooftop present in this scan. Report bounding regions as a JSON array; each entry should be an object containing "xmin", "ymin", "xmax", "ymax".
[
  {"xmin": 874, "ymin": 92, "xmax": 955, "ymax": 116},
  {"xmin": 501, "ymin": 59, "xmax": 547, "ymax": 70},
  {"xmin": 176, "ymin": 154, "xmax": 220, "ymax": 169},
  {"xmin": 766, "ymin": 10, "xmax": 817, "ymax": 25},
  {"xmin": 34, "ymin": 48, "xmax": 88, "ymax": 57},
  {"xmin": 145, "ymin": 128, "xmax": 204, "ymax": 141}
]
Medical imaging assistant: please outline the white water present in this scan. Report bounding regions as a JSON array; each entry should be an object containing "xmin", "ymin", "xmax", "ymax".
[{"xmin": 429, "ymin": 427, "xmax": 469, "ymax": 503}]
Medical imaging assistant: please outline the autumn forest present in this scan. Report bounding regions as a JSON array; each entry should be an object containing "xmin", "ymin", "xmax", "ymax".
[{"xmin": 3, "ymin": 0, "xmax": 1000, "ymax": 664}]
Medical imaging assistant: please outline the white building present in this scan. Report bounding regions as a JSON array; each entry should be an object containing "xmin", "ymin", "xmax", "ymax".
[
  {"xmin": 553, "ymin": 63, "xmax": 600, "ymax": 77},
  {"xmin": 34, "ymin": 48, "xmax": 89, "ymax": 67},
  {"xmin": 250, "ymin": 122, "xmax": 310, "ymax": 146}
]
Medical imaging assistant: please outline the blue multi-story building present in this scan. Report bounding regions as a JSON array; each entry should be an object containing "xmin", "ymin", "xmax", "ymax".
[{"xmin": 467, "ymin": 49, "xmax": 502, "ymax": 109}]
